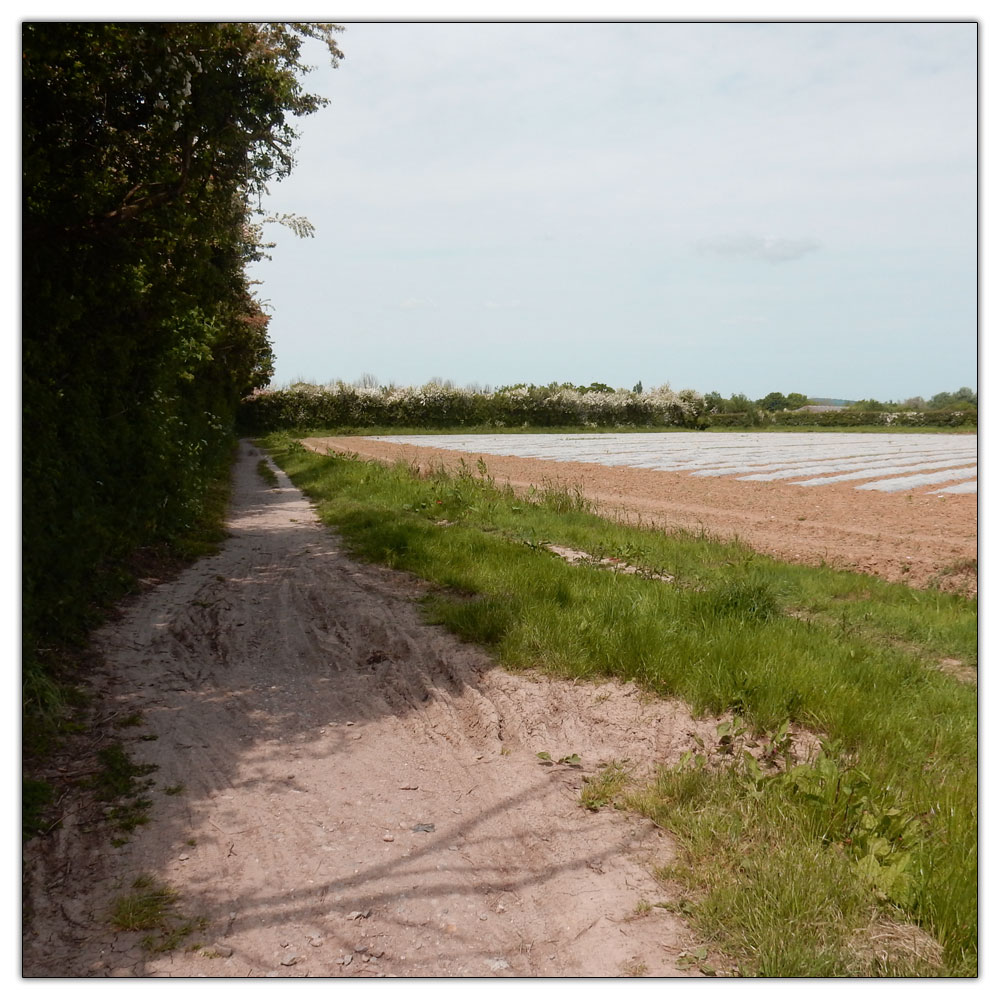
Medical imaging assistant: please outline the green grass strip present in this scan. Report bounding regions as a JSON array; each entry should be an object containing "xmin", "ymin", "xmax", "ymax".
[{"xmin": 263, "ymin": 434, "xmax": 977, "ymax": 976}]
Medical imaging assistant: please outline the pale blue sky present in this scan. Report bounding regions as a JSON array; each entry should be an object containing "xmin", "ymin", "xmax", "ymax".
[{"xmin": 248, "ymin": 20, "xmax": 978, "ymax": 401}]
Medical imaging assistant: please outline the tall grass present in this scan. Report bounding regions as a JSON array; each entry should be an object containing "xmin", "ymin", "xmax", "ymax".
[{"xmin": 264, "ymin": 435, "xmax": 977, "ymax": 975}]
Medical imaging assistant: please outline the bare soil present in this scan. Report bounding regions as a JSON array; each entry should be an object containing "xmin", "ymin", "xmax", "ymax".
[
  {"xmin": 304, "ymin": 435, "xmax": 978, "ymax": 594},
  {"xmin": 22, "ymin": 441, "xmax": 774, "ymax": 979}
]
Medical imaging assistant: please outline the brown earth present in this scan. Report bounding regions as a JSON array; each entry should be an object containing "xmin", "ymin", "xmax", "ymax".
[
  {"xmin": 24, "ymin": 440, "xmax": 788, "ymax": 979},
  {"xmin": 303, "ymin": 435, "xmax": 978, "ymax": 594}
]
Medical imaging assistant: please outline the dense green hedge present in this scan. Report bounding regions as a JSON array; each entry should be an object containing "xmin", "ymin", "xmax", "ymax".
[
  {"xmin": 703, "ymin": 412, "xmax": 770, "ymax": 428},
  {"xmin": 22, "ymin": 24, "xmax": 341, "ymax": 663},
  {"xmin": 769, "ymin": 409, "xmax": 978, "ymax": 428}
]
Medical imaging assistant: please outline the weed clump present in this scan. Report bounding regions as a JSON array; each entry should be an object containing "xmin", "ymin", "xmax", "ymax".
[
  {"xmin": 581, "ymin": 761, "xmax": 631, "ymax": 811},
  {"xmin": 629, "ymin": 742, "xmax": 951, "ymax": 976},
  {"xmin": 90, "ymin": 742, "xmax": 158, "ymax": 841},
  {"xmin": 697, "ymin": 580, "xmax": 780, "ymax": 625},
  {"xmin": 111, "ymin": 875, "xmax": 207, "ymax": 953}
]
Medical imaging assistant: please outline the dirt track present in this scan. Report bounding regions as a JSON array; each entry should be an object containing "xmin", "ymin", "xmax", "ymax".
[
  {"xmin": 22, "ymin": 441, "xmax": 762, "ymax": 979},
  {"xmin": 303, "ymin": 435, "xmax": 978, "ymax": 593}
]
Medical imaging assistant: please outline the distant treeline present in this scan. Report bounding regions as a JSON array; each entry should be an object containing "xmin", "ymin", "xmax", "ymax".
[
  {"xmin": 706, "ymin": 387, "xmax": 977, "ymax": 415},
  {"xmin": 239, "ymin": 380, "xmax": 977, "ymax": 433}
]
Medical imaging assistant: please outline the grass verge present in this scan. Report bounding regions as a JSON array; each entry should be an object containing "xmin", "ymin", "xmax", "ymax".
[
  {"xmin": 263, "ymin": 433, "xmax": 976, "ymax": 976},
  {"xmin": 626, "ymin": 748, "xmax": 951, "ymax": 976}
]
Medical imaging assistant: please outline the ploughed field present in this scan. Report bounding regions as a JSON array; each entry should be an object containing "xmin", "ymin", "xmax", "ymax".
[{"xmin": 303, "ymin": 432, "xmax": 978, "ymax": 592}]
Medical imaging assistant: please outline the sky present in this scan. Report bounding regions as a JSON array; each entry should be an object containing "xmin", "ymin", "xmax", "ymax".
[{"xmin": 247, "ymin": 18, "xmax": 979, "ymax": 402}]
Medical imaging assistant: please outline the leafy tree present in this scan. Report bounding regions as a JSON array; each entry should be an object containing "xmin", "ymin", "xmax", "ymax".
[
  {"xmin": 757, "ymin": 392, "xmax": 789, "ymax": 412},
  {"xmin": 22, "ymin": 22, "xmax": 342, "ymax": 659},
  {"xmin": 785, "ymin": 392, "xmax": 809, "ymax": 410},
  {"xmin": 930, "ymin": 387, "xmax": 977, "ymax": 409},
  {"xmin": 704, "ymin": 390, "xmax": 725, "ymax": 413},
  {"xmin": 727, "ymin": 393, "xmax": 756, "ymax": 413}
]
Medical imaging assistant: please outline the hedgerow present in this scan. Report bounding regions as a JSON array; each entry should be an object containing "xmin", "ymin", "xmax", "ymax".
[
  {"xmin": 770, "ymin": 409, "xmax": 977, "ymax": 428},
  {"xmin": 22, "ymin": 24, "xmax": 342, "ymax": 701},
  {"xmin": 239, "ymin": 382, "xmax": 976, "ymax": 434},
  {"xmin": 238, "ymin": 381, "xmax": 710, "ymax": 433}
]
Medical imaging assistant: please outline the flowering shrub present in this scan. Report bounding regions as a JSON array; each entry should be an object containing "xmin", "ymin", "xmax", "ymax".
[{"xmin": 239, "ymin": 381, "xmax": 709, "ymax": 433}]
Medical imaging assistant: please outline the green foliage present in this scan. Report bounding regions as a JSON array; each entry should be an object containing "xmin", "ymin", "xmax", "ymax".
[
  {"xmin": 22, "ymin": 23, "xmax": 339, "ymax": 672},
  {"xmin": 89, "ymin": 741, "xmax": 159, "ymax": 840},
  {"xmin": 580, "ymin": 761, "xmax": 631, "ymax": 811},
  {"xmin": 757, "ymin": 391, "xmax": 789, "ymax": 412},
  {"xmin": 536, "ymin": 751, "xmax": 582, "ymax": 766},
  {"xmin": 710, "ymin": 408, "xmax": 975, "ymax": 429},
  {"xmin": 704, "ymin": 391, "xmax": 760, "ymax": 414},
  {"xmin": 770, "ymin": 409, "xmax": 977, "ymax": 429},
  {"xmin": 634, "ymin": 749, "xmax": 951, "ymax": 976},
  {"xmin": 780, "ymin": 749, "xmax": 923, "ymax": 907},
  {"xmin": 929, "ymin": 387, "xmax": 977, "ymax": 410},
  {"xmin": 873, "ymin": 388, "xmax": 977, "ymax": 413},
  {"xmin": 693, "ymin": 580, "xmax": 780, "ymax": 626},
  {"xmin": 700, "ymin": 388, "xmax": 976, "ymax": 428}
]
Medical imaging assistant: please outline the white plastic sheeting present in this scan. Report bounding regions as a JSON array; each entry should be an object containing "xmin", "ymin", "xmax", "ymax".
[{"xmin": 368, "ymin": 432, "xmax": 978, "ymax": 495}]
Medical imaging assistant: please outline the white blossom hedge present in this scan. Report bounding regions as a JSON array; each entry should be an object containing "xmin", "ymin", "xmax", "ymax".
[
  {"xmin": 239, "ymin": 381, "xmax": 710, "ymax": 433},
  {"xmin": 238, "ymin": 381, "xmax": 976, "ymax": 434}
]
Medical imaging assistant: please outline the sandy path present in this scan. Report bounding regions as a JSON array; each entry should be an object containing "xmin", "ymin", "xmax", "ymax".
[
  {"xmin": 303, "ymin": 436, "xmax": 978, "ymax": 593},
  {"xmin": 22, "ymin": 441, "xmax": 746, "ymax": 978}
]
